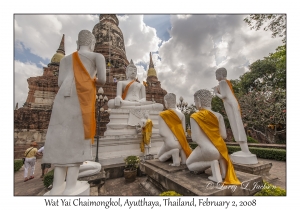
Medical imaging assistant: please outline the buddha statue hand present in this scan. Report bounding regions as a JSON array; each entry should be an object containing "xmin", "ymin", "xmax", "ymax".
[
  {"xmin": 213, "ymin": 86, "xmax": 220, "ymax": 94},
  {"xmin": 114, "ymin": 96, "xmax": 122, "ymax": 106}
]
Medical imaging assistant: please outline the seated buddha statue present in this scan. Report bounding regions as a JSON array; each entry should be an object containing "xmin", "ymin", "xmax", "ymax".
[{"xmin": 107, "ymin": 60, "xmax": 163, "ymax": 111}]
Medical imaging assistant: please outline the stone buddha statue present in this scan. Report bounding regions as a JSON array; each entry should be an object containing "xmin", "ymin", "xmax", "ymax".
[
  {"xmin": 107, "ymin": 60, "xmax": 163, "ymax": 111},
  {"xmin": 213, "ymin": 67, "xmax": 257, "ymax": 164},
  {"xmin": 157, "ymin": 93, "xmax": 192, "ymax": 166},
  {"xmin": 42, "ymin": 29, "xmax": 106, "ymax": 195},
  {"xmin": 186, "ymin": 89, "xmax": 241, "ymax": 185}
]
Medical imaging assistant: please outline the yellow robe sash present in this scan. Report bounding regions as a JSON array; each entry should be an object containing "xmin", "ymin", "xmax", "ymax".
[
  {"xmin": 140, "ymin": 119, "xmax": 153, "ymax": 152},
  {"xmin": 191, "ymin": 110, "xmax": 241, "ymax": 185},
  {"xmin": 72, "ymin": 51, "xmax": 96, "ymax": 144},
  {"xmin": 159, "ymin": 110, "xmax": 192, "ymax": 157},
  {"xmin": 226, "ymin": 80, "xmax": 242, "ymax": 115},
  {"xmin": 122, "ymin": 80, "xmax": 135, "ymax": 100}
]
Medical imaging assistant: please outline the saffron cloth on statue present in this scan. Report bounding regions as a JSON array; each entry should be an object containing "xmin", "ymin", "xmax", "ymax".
[
  {"xmin": 186, "ymin": 89, "xmax": 240, "ymax": 185},
  {"xmin": 160, "ymin": 110, "xmax": 192, "ymax": 157},
  {"xmin": 191, "ymin": 109, "xmax": 241, "ymax": 185},
  {"xmin": 42, "ymin": 30, "xmax": 106, "ymax": 195},
  {"xmin": 140, "ymin": 113, "xmax": 153, "ymax": 155},
  {"xmin": 157, "ymin": 93, "xmax": 192, "ymax": 166}
]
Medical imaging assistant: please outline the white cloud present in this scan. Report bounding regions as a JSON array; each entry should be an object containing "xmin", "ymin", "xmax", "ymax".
[
  {"xmin": 14, "ymin": 14, "xmax": 283, "ymax": 108},
  {"xmin": 14, "ymin": 60, "xmax": 43, "ymax": 107},
  {"xmin": 118, "ymin": 15, "xmax": 162, "ymax": 64},
  {"xmin": 39, "ymin": 61, "xmax": 47, "ymax": 67},
  {"xmin": 15, "ymin": 15, "xmax": 99, "ymax": 60},
  {"xmin": 155, "ymin": 14, "xmax": 283, "ymax": 105},
  {"xmin": 136, "ymin": 65, "xmax": 147, "ymax": 82}
]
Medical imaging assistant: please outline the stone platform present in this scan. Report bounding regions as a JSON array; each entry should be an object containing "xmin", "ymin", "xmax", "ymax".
[
  {"xmin": 140, "ymin": 159, "xmax": 263, "ymax": 196},
  {"xmin": 233, "ymin": 160, "xmax": 278, "ymax": 182},
  {"xmin": 44, "ymin": 181, "xmax": 90, "ymax": 196}
]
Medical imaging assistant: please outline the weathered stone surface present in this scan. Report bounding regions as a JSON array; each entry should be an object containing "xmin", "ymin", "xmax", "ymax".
[
  {"xmin": 140, "ymin": 159, "xmax": 263, "ymax": 196},
  {"xmin": 103, "ymin": 163, "xmax": 126, "ymax": 179},
  {"xmin": 24, "ymin": 58, "xmax": 60, "ymax": 110},
  {"xmin": 14, "ymin": 108, "xmax": 52, "ymax": 130},
  {"xmin": 234, "ymin": 162, "xmax": 271, "ymax": 175},
  {"xmin": 93, "ymin": 14, "xmax": 129, "ymax": 83}
]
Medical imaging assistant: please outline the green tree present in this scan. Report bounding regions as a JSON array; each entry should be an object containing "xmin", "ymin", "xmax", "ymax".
[
  {"xmin": 239, "ymin": 87, "xmax": 286, "ymax": 143},
  {"xmin": 244, "ymin": 14, "xmax": 286, "ymax": 43},
  {"xmin": 183, "ymin": 104, "xmax": 197, "ymax": 129},
  {"xmin": 238, "ymin": 45, "xmax": 286, "ymax": 94},
  {"xmin": 267, "ymin": 45, "xmax": 286, "ymax": 89}
]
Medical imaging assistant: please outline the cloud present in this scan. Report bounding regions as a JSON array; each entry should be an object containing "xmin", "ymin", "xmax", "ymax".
[
  {"xmin": 156, "ymin": 14, "xmax": 283, "ymax": 105},
  {"xmin": 14, "ymin": 60, "xmax": 43, "ymax": 106},
  {"xmin": 14, "ymin": 14, "xmax": 283, "ymax": 109},
  {"xmin": 15, "ymin": 15, "xmax": 99, "ymax": 60},
  {"xmin": 136, "ymin": 65, "xmax": 147, "ymax": 82},
  {"xmin": 118, "ymin": 15, "xmax": 162, "ymax": 64}
]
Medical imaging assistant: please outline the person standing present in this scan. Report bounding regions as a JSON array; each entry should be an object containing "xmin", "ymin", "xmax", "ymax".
[
  {"xmin": 23, "ymin": 142, "xmax": 38, "ymax": 182},
  {"xmin": 37, "ymin": 146, "xmax": 51, "ymax": 178}
]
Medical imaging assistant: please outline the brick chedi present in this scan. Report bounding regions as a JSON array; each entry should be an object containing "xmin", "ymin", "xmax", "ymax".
[
  {"xmin": 92, "ymin": 14, "xmax": 130, "ymax": 135},
  {"xmin": 15, "ymin": 34, "xmax": 65, "ymax": 126},
  {"xmin": 14, "ymin": 35, "xmax": 65, "ymax": 155},
  {"xmin": 24, "ymin": 34, "xmax": 65, "ymax": 110},
  {"xmin": 145, "ymin": 52, "xmax": 167, "ymax": 106}
]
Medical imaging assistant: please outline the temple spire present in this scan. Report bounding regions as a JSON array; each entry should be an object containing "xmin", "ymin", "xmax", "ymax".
[
  {"xmin": 147, "ymin": 52, "xmax": 157, "ymax": 78},
  {"xmin": 149, "ymin": 52, "xmax": 154, "ymax": 69},
  {"xmin": 48, "ymin": 34, "xmax": 65, "ymax": 67},
  {"xmin": 57, "ymin": 34, "xmax": 65, "ymax": 55}
]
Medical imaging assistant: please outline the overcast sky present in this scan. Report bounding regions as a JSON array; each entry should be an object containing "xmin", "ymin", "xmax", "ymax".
[{"xmin": 14, "ymin": 14, "xmax": 284, "ymax": 107}]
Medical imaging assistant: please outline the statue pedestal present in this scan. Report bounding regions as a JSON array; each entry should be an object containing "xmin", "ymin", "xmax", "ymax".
[
  {"xmin": 95, "ymin": 109, "xmax": 164, "ymax": 166},
  {"xmin": 44, "ymin": 181, "xmax": 90, "ymax": 196},
  {"xmin": 230, "ymin": 151, "xmax": 258, "ymax": 164},
  {"xmin": 232, "ymin": 160, "xmax": 278, "ymax": 182},
  {"xmin": 104, "ymin": 109, "xmax": 161, "ymax": 136},
  {"xmin": 93, "ymin": 134, "xmax": 164, "ymax": 166}
]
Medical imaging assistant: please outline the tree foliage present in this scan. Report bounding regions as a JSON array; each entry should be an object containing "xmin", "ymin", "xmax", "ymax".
[
  {"xmin": 238, "ymin": 45, "xmax": 286, "ymax": 94},
  {"xmin": 244, "ymin": 14, "xmax": 286, "ymax": 43},
  {"xmin": 183, "ymin": 104, "xmax": 197, "ymax": 129},
  {"xmin": 239, "ymin": 87, "xmax": 286, "ymax": 143}
]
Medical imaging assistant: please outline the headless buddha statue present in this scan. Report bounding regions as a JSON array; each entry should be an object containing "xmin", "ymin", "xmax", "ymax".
[{"xmin": 107, "ymin": 60, "xmax": 163, "ymax": 111}]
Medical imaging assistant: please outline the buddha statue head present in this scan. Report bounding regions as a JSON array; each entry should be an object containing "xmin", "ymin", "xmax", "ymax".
[
  {"xmin": 126, "ymin": 59, "xmax": 137, "ymax": 80},
  {"xmin": 76, "ymin": 30, "xmax": 96, "ymax": 51},
  {"xmin": 193, "ymin": 89, "xmax": 213, "ymax": 109},
  {"xmin": 164, "ymin": 93, "xmax": 176, "ymax": 109},
  {"xmin": 215, "ymin": 67, "xmax": 227, "ymax": 81}
]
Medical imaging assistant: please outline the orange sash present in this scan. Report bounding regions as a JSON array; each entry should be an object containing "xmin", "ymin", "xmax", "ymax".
[
  {"xmin": 122, "ymin": 80, "xmax": 135, "ymax": 100},
  {"xmin": 72, "ymin": 51, "xmax": 96, "ymax": 143},
  {"xmin": 191, "ymin": 110, "xmax": 241, "ymax": 185},
  {"xmin": 140, "ymin": 119, "xmax": 153, "ymax": 152},
  {"xmin": 160, "ymin": 110, "xmax": 192, "ymax": 157},
  {"xmin": 226, "ymin": 80, "xmax": 242, "ymax": 115}
]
